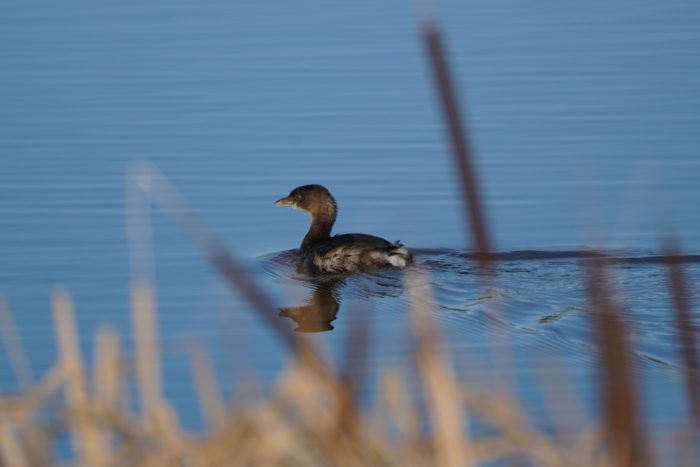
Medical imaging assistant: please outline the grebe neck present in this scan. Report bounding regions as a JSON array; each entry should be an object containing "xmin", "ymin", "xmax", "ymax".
[{"xmin": 301, "ymin": 214, "xmax": 335, "ymax": 252}]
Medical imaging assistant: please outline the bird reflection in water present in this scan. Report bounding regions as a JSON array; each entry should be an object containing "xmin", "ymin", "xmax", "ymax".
[{"xmin": 278, "ymin": 278, "xmax": 343, "ymax": 333}]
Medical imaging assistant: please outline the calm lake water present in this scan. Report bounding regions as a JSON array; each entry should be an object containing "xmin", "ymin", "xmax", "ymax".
[{"xmin": 2, "ymin": 0, "xmax": 700, "ymax": 436}]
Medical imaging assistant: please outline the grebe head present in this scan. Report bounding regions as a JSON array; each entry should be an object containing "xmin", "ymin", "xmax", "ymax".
[{"xmin": 275, "ymin": 184, "xmax": 337, "ymax": 219}]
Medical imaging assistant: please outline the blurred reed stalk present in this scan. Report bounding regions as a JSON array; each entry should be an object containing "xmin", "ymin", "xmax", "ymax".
[
  {"xmin": 0, "ymin": 296, "xmax": 34, "ymax": 390},
  {"xmin": 583, "ymin": 256, "xmax": 648, "ymax": 467},
  {"xmin": 421, "ymin": 17, "xmax": 492, "ymax": 262},
  {"xmin": 407, "ymin": 270, "xmax": 474, "ymax": 466},
  {"xmin": 52, "ymin": 291, "xmax": 106, "ymax": 466},
  {"xmin": 661, "ymin": 236, "xmax": 700, "ymax": 427},
  {"xmin": 419, "ymin": 12, "xmax": 524, "ymax": 409}
]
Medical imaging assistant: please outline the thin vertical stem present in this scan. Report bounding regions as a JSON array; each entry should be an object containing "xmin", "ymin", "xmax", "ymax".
[
  {"xmin": 130, "ymin": 282, "xmax": 163, "ymax": 418},
  {"xmin": 662, "ymin": 238, "xmax": 700, "ymax": 427},
  {"xmin": 187, "ymin": 342, "xmax": 226, "ymax": 430},
  {"xmin": 0, "ymin": 296, "xmax": 34, "ymax": 389},
  {"xmin": 422, "ymin": 19, "xmax": 492, "ymax": 260},
  {"xmin": 583, "ymin": 258, "xmax": 648, "ymax": 467},
  {"xmin": 407, "ymin": 271, "xmax": 474, "ymax": 467},
  {"xmin": 52, "ymin": 290, "xmax": 105, "ymax": 466}
]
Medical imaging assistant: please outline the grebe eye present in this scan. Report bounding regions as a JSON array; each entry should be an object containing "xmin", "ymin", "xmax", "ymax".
[{"xmin": 295, "ymin": 195, "xmax": 302, "ymax": 201}]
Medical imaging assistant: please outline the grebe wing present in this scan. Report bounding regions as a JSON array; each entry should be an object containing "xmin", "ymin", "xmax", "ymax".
[{"xmin": 314, "ymin": 234, "xmax": 395, "ymax": 256}]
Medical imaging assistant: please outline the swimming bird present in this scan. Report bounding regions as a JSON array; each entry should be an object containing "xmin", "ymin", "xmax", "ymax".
[{"xmin": 274, "ymin": 185, "xmax": 412, "ymax": 274}]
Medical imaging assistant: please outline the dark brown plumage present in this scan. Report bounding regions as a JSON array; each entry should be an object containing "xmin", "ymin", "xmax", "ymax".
[{"xmin": 274, "ymin": 185, "xmax": 412, "ymax": 274}]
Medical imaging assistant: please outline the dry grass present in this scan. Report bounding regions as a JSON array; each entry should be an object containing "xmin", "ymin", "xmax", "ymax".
[
  {"xmin": 0, "ymin": 284, "xmax": 639, "ymax": 466},
  {"xmin": 1, "ymin": 236, "xmax": 698, "ymax": 466},
  {"xmin": 0, "ymin": 264, "xmax": 697, "ymax": 466}
]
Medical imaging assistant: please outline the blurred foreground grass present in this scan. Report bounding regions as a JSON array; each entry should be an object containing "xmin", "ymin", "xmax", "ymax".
[{"xmin": 0, "ymin": 264, "xmax": 698, "ymax": 466}]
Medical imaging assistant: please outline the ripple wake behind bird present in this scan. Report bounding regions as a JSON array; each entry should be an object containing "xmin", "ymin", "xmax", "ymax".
[{"xmin": 259, "ymin": 248, "xmax": 699, "ymax": 374}]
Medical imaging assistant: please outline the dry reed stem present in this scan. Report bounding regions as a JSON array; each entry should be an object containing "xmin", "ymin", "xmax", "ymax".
[
  {"xmin": 407, "ymin": 271, "xmax": 474, "ymax": 467},
  {"xmin": 662, "ymin": 238, "xmax": 700, "ymax": 427},
  {"xmin": 420, "ymin": 12, "xmax": 522, "ymax": 409},
  {"xmin": 0, "ymin": 365, "xmax": 62, "ymax": 429},
  {"xmin": 129, "ymin": 282, "xmax": 187, "ymax": 462},
  {"xmin": 186, "ymin": 341, "xmax": 226, "ymax": 430},
  {"xmin": 583, "ymin": 257, "xmax": 648, "ymax": 467},
  {"xmin": 130, "ymin": 282, "xmax": 163, "ymax": 420},
  {"xmin": 52, "ymin": 290, "xmax": 106, "ymax": 466},
  {"xmin": 421, "ymin": 17, "xmax": 492, "ymax": 261},
  {"xmin": 0, "ymin": 295, "xmax": 34, "ymax": 390},
  {"xmin": 0, "ymin": 422, "xmax": 29, "ymax": 467},
  {"xmin": 94, "ymin": 326, "xmax": 122, "ymax": 410},
  {"xmin": 369, "ymin": 371, "xmax": 420, "ymax": 446}
]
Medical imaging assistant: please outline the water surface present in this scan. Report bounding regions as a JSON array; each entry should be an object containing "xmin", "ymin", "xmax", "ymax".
[{"xmin": 1, "ymin": 0, "xmax": 700, "ymax": 434}]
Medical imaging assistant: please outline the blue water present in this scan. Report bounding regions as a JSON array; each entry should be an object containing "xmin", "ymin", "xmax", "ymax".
[{"xmin": 1, "ymin": 0, "xmax": 700, "ymax": 441}]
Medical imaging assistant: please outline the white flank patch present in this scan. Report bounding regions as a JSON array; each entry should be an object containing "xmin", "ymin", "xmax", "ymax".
[
  {"xmin": 388, "ymin": 247, "xmax": 410, "ymax": 267},
  {"xmin": 388, "ymin": 255, "xmax": 407, "ymax": 267}
]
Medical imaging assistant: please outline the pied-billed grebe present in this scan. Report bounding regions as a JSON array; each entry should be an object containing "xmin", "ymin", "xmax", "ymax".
[{"xmin": 275, "ymin": 185, "xmax": 412, "ymax": 274}]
